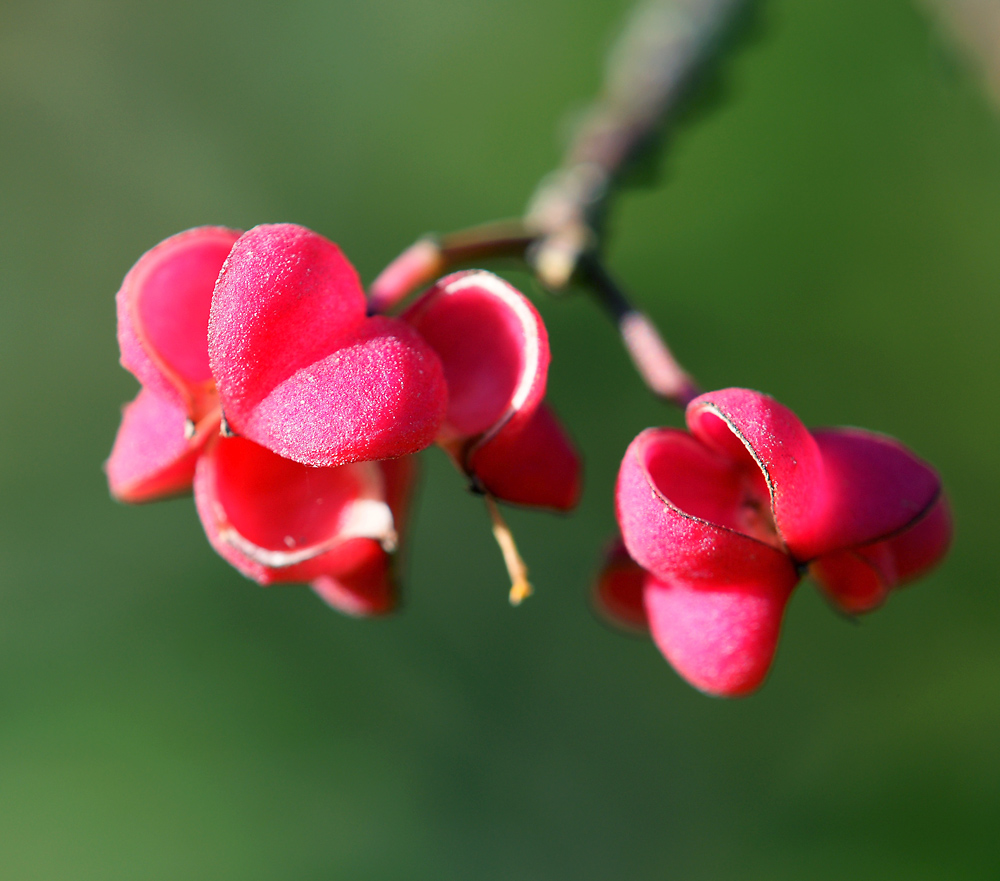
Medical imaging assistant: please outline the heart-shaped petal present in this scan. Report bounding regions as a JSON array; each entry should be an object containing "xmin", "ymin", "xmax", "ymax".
[
  {"xmin": 644, "ymin": 570, "xmax": 796, "ymax": 698},
  {"xmin": 811, "ymin": 495, "xmax": 952, "ymax": 614},
  {"xmin": 687, "ymin": 388, "xmax": 826, "ymax": 560},
  {"xmin": 593, "ymin": 538, "xmax": 649, "ymax": 633},
  {"xmin": 466, "ymin": 401, "xmax": 581, "ymax": 511},
  {"xmin": 117, "ymin": 226, "xmax": 239, "ymax": 419},
  {"xmin": 193, "ymin": 436, "xmax": 397, "ymax": 585},
  {"xmin": 211, "ymin": 225, "xmax": 447, "ymax": 465},
  {"xmin": 617, "ymin": 428, "xmax": 795, "ymax": 586},
  {"xmin": 807, "ymin": 428, "xmax": 942, "ymax": 557},
  {"xmin": 106, "ymin": 388, "xmax": 217, "ymax": 503},
  {"xmin": 402, "ymin": 270, "xmax": 549, "ymax": 446}
]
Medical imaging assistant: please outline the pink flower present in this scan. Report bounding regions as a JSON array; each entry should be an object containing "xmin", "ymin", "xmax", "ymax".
[
  {"xmin": 597, "ymin": 388, "xmax": 952, "ymax": 697},
  {"xmin": 401, "ymin": 270, "xmax": 579, "ymax": 511},
  {"xmin": 107, "ymin": 379, "xmax": 412, "ymax": 616},
  {"xmin": 107, "ymin": 223, "xmax": 580, "ymax": 609}
]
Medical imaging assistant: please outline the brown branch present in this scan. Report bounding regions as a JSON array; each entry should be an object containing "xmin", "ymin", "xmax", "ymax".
[
  {"xmin": 921, "ymin": 0, "xmax": 1000, "ymax": 108},
  {"xmin": 367, "ymin": 221, "xmax": 534, "ymax": 314},
  {"xmin": 525, "ymin": 0, "xmax": 750, "ymax": 289},
  {"xmin": 369, "ymin": 0, "xmax": 750, "ymax": 405},
  {"xmin": 578, "ymin": 255, "xmax": 700, "ymax": 407}
]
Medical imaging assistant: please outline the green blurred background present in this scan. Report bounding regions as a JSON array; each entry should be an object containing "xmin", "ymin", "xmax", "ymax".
[{"xmin": 1, "ymin": 0, "xmax": 998, "ymax": 877}]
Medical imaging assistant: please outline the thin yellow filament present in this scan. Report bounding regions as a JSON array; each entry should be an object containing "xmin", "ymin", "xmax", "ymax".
[{"xmin": 484, "ymin": 494, "xmax": 533, "ymax": 606}]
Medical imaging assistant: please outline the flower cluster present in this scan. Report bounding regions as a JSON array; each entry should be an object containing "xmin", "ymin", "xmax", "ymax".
[
  {"xmin": 107, "ymin": 224, "xmax": 580, "ymax": 613},
  {"xmin": 597, "ymin": 388, "xmax": 952, "ymax": 697},
  {"xmin": 108, "ymin": 224, "xmax": 951, "ymax": 697}
]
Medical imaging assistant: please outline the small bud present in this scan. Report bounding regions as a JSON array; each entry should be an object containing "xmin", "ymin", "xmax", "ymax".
[{"xmin": 367, "ymin": 238, "xmax": 445, "ymax": 314}]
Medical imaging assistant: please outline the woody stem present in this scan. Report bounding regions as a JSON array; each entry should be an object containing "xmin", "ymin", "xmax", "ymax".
[
  {"xmin": 577, "ymin": 255, "xmax": 699, "ymax": 407},
  {"xmin": 525, "ymin": 0, "xmax": 751, "ymax": 289},
  {"xmin": 369, "ymin": 0, "xmax": 748, "ymax": 404},
  {"xmin": 367, "ymin": 221, "xmax": 534, "ymax": 314}
]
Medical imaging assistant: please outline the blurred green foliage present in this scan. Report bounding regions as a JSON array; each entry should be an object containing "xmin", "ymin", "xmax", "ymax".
[{"xmin": 1, "ymin": 0, "xmax": 998, "ymax": 878}]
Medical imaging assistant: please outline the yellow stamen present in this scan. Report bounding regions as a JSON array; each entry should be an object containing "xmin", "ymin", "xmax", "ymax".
[{"xmin": 484, "ymin": 493, "xmax": 533, "ymax": 605}]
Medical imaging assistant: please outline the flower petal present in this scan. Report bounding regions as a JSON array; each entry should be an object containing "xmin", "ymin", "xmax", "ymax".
[
  {"xmin": 193, "ymin": 436, "xmax": 397, "ymax": 585},
  {"xmin": 811, "ymin": 495, "xmax": 952, "ymax": 614},
  {"xmin": 593, "ymin": 538, "xmax": 649, "ymax": 633},
  {"xmin": 595, "ymin": 536, "xmax": 795, "ymax": 697},
  {"xmin": 644, "ymin": 570, "xmax": 796, "ymax": 698},
  {"xmin": 106, "ymin": 388, "xmax": 216, "ymax": 503},
  {"xmin": 209, "ymin": 224, "xmax": 366, "ymax": 415},
  {"xmin": 371, "ymin": 454, "xmax": 419, "ymax": 539},
  {"xmin": 233, "ymin": 316, "xmax": 447, "ymax": 466},
  {"xmin": 210, "ymin": 225, "xmax": 447, "ymax": 465},
  {"xmin": 208, "ymin": 223, "xmax": 365, "ymax": 410},
  {"xmin": 687, "ymin": 388, "xmax": 826, "ymax": 560},
  {"xmin": 466, "ymin": 401, "xmax": 581, "ymax": 511},
  {"xmin": 687, "ymin": 391, "xmax": 947, "ymax": 563},
  {"xmin": 616, "ymin": 428, "xmax": 795, "ymax": 585},
  {"xmin": 117, "ymin": 226, "xmax": 239, "ymax": 418},
  {"xmin": 402, "ymin": 270, "xmax": 549, "ymax": 446},
  {"xmin": 807, "ymin": 428, "xmax": 942, "ymax": 557},
  {"xmin": 311, "ymin": 539, "xmax": 396, "ymax": 616},
  {"xmin": 311, "ymin": 455, "xmax": 418, "ymax": 616}
]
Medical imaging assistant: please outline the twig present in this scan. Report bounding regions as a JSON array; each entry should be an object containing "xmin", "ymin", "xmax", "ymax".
[
  {"xmin": 367, "ymin": 221, "xmax": 534, "ymax": 314},
  {"xmin": 921, "ymin": 0, "xmax": 1000, "ymax": 108},
  {"xmin": 369, "ymin": 0, "xmax": 749, "ymax": 405},
  {"xmin": 526, "ymin": 0, "xmax": 750, "ymax": 289},
  {"xmin": 578, "ymin": 255, "xmax": 699, "ymax": 407}
]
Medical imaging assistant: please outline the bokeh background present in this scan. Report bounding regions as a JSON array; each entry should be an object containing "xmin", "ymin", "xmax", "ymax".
[{"xmin": 1, "ymin": 0, "xmax": 998, "ymax": 877}]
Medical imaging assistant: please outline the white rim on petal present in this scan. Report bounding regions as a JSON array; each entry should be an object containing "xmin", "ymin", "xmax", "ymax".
[
  {"xmin": 216, "ymin": 460, "xmax": 397, "ymax": 568},
  {"xmin": 439, "ymin": 271, "xmax": 543, "ymax": 446}
]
